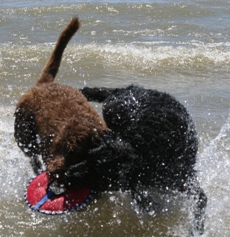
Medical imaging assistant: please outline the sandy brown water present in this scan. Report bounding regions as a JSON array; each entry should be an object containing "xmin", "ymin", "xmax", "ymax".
[{"xmin": 0, "ymin": 1, "xmax": 230, "ymax": 236}]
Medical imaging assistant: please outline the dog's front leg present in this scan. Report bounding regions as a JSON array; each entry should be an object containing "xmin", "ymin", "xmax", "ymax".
[{"xmin": 30, "ymin": 155, "xmax": 43, "ymax": 175}]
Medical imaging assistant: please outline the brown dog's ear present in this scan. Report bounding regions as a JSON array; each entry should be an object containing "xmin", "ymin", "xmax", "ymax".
[{"xmin": 46, "ymin": 155, "xmax": 65, "ymax": 173}]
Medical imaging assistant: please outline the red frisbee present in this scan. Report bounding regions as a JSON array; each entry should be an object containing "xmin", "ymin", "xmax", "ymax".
[{"xmin": 25, "ymin": 172, "xmax": 93, "ymax": 214}]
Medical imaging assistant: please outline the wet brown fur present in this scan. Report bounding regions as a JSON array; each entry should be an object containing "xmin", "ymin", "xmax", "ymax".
[{"xmin": 14, "ymin": 17, "xmax": 108, "ymax": 183}]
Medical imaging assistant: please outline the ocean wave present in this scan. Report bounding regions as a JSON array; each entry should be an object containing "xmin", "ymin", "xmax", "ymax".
[
  {"xmin": 0, "ymin": 1, "xmax": 218, "ymax": 15},
  {"xmin": 1, "ymin": 42, "xmax": 230, "ymax": 78},
  {"xmin": 51, "ymin": 42, "xmax": 230, "ymax": 69},
  {"xmin": 81, "ymin": 43, "xmax": 230, "ymax": 67}
]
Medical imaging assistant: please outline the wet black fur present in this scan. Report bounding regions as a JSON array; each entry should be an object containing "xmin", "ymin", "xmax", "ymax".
[{"xmin": 80, "ymin": 85, "xmax": 207, "ymax": 235}]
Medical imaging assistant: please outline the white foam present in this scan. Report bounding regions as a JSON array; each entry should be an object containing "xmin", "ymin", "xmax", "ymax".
[{"xmin": 65, "ymin": 42, "xmax": 230, "ymax": 74}]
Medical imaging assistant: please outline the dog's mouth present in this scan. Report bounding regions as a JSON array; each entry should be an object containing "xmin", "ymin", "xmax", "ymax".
[
  {"xmin": 48, "ymin": 180, "xmax": 67, "ymax": 195},
  {"xmin": 47, "ymin": 170, "xmax": 68, "ymax": 195}
]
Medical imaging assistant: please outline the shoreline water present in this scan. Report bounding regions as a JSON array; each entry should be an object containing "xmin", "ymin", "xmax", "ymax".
[{"xmin": 0, "ymin": 1, "xmax": 229, "ymax": 236}]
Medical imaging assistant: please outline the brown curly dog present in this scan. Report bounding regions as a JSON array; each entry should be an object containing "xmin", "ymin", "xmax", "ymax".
[{"xmin": 14, "ymin": 17, "xmax": 110, "ymax": 193}]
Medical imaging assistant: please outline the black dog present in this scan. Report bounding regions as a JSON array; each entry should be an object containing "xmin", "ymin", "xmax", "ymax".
[{"xmin": 80, "ymin": 85, "xmax": 207, "ymax": 235}]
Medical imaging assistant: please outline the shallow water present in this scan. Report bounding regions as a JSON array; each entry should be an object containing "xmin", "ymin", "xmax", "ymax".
[{"xmin": 0, "ymin": 1, "xmax": 230, "ymax": 236}]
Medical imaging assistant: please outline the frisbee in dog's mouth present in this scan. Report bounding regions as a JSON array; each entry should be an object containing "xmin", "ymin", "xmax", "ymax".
[{"xmin": 25, "ymin": 172, "xmax": 93, "ymax": 214}]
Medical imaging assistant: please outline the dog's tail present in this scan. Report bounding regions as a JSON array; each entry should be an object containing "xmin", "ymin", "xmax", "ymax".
[{"xmin": 36, "ymin": 17, "xmax": 80, "ymax": 85}]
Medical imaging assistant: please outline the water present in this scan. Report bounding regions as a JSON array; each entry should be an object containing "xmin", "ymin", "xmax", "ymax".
[{"xmin": 0, "ymin": 1, "xmax": 230, "ymax": 236}]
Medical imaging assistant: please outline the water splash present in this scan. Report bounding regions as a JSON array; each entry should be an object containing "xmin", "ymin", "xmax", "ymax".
[
  {"xmin": 197, "ymin": 113, "xmax": 230, "ymax": 237},
  {"xmin": 0, "ymin": 106, "xmax": 32, "ymax": 202}
]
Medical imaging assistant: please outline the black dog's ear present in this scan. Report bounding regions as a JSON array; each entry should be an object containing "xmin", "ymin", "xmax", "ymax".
[
  {"xmin": 57, "ymin": 161, "xmax": 90, "ymax": 189},
  {"xmin": 88, "ymin": 132, "xmax": 138, "ymax": 165},
  {"xmin": 65, "ymin": 161, "xmax": 89, "ymax": 179},
  {"xmin": 80, "ymin": 87, "xmax": 115, "ymax": 102}
]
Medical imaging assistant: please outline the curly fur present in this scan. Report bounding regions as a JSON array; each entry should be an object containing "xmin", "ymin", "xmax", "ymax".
[
  {"xmin": 14, "ymin": 17, "xmax": 206, "ymax": 235},
  {"xmin": 14, "ymin": 17, "xmax": 109, "ymax": 187},
  {"xmin": 81, "ymin": 85, "xmax": 207, "ymax": 235}
]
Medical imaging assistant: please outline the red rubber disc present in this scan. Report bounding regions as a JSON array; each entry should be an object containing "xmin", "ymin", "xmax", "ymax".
[{"xmin": 25, "ymin": 172, "xmax": 92, "ymax": 214}]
